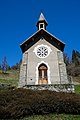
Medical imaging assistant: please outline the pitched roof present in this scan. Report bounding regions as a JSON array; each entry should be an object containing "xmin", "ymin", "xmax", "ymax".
[
  {"xmin": 36, "ymin": 12, "xmax": 48, "ymax": 26},
  {"xmin": 20, "ymin": 29, "xmax": 65, "ymax": 53},
  {"xmin": 39, "ymin": 13, "xmax": 47, "ymax": 23}
]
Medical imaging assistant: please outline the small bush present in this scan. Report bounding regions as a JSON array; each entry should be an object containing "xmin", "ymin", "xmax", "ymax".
[{"xmin": 0, "ymin": 89, "xmax": 80, "ymax": 119}]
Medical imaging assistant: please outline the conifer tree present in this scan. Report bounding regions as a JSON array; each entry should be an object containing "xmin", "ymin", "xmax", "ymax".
[{"xmin": 72, "ymin": 50, "xmax": 76, "ymax": 63}]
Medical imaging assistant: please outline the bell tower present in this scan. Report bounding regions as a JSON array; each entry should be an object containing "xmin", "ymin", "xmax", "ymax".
[{"xmin": 36, "ymin": 12, "xmax": 48, "ymax": 30}]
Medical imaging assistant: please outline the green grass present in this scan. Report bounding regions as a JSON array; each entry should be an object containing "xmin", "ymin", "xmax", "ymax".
[
  {"xmin": 75, "ymin": 85, "xmax": 80, "ymax": 94},
  {"xmin": 23, "ymin": 114, "xmax": 80, "ymax": 120},
  {"xmin": 0, "ymin": 70, "xmax": 19, "ymax": 87}
]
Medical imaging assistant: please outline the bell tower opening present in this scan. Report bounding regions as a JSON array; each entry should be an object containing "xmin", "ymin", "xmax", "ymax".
[{"xmin": 39, "ymin": 23, "xmax": 44, "ymax": 29}]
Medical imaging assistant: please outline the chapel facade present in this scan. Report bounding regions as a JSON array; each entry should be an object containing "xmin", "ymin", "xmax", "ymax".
[{"xmin": 19, "ymin": 13, "xmax": 74, "ymax": 92}]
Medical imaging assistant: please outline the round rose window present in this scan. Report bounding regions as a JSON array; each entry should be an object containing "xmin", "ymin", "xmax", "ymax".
[
  {"xmin": 37, "ymin": 46, "xmax": 48, "ymax": 58},
  {"xmin": 33, "ymin": 44, "xmax": 52, "ymax": 58}
]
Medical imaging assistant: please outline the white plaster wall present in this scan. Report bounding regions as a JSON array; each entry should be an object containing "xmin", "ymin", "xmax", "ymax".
[{"xmin": 25, "ymin": 38, "xmax": 61, "ymax": 85}]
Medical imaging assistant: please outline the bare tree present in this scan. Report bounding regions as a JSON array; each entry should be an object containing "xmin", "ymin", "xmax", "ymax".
[{"xmin": 1, "ymin": 56, "xmax": 7, "ymax": 73}]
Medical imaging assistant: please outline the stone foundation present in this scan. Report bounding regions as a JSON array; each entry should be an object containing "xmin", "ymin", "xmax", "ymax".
[{"xmin": 22, "ymin": 84, "xmax": 74, "ymax": 93}]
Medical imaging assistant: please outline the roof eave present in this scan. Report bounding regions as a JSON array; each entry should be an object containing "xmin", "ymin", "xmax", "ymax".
[
  {"xmin": 20, "ymin": 30, "xmax": 41, "ymax": 46},
  {"xmin": 44, "ymin": 29, "xmax": 65, "ymax": 45}
]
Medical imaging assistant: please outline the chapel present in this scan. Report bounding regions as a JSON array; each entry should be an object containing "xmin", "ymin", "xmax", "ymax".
[{"xmin": 19, "ymin": 13, "xmax": 74, "ymax": 92}]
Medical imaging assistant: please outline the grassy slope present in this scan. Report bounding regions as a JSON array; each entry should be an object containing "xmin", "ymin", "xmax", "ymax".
[
  {"xmin": 73, "ymin": 76, "xmax": 80, "ymax": 83},
  {"xmin": 75, "ymin": 85, "xmax": 80, "ymax": 94},
  {"xmin": 0, "ymin": 70, "xmax": 80, "ymax": 94},
  {"xmin": 23, "ymin": 114, "xmax": 80, "ymax": 120},
  {"xmin": 0, "ymin": 70, "xmax": 19, "ymax": 87},
  {"xmin": 0, "ymin": 70, "xmax": 80, "ymax": 119}
]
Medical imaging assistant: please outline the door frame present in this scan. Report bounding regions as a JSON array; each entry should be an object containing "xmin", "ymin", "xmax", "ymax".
[
  {"xmin": 38, "ymin": 63, "xmax": 48, "ymax": 84},
  {"xmin": 35, "ymin": 61, "xmax": 51, "ymax": 85}
]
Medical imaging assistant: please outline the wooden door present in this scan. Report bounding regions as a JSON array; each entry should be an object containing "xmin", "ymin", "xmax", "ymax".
[{"xmin": 38, "ymin": 64, "xmax": 48, "ymax": 84}]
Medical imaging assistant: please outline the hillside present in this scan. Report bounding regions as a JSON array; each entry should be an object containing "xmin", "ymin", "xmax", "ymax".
[
  {"xmin": 0, "ymin": 70, "xmax": 80, "ymax": 119},
  {"xmin": 0, "ymin": 69, "xmax": 80, "ymax": 94},
  {"xmin": 0, "ymin": 69, "xmax": 80, "ymax": 86},
  {"xmin": 0, "ymin": 88, "xmax": 80, "ymax": 119},
  {"xmin": 0, "ymin": 70, "xmax": 19, "ymax": 87},
  {"xmin": 0, "ymin": 69, "xmax": 80, "ymax": 85}
]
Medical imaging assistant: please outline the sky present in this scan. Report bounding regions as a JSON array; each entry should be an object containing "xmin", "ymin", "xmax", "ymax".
[{"xmin": 0, "ymin": 0, "xmax": 80, "ymax": 66}]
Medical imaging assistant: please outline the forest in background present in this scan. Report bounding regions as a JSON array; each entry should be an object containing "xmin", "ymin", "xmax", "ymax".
[{"xmin": 64, "ymin": 50, "xmax": 80, "ymax": 77}]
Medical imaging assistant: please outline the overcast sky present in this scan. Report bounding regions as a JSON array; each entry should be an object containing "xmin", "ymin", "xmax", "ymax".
[{"xmin": 0, "ymin": 0, "xmax": 80, "ymax": 66}]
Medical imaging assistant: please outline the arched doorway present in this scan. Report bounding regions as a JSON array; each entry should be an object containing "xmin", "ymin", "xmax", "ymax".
[{"xmin": 38, "ymin": 64, "xmax": 48, "ymax": 84}]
